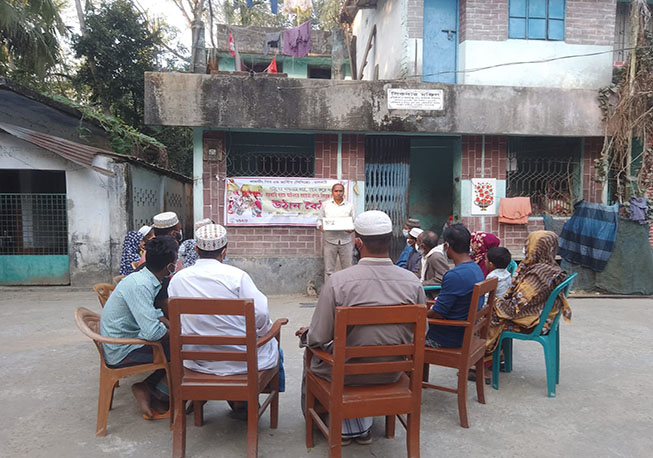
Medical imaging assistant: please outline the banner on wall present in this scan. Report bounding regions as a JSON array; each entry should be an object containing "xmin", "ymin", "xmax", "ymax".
[
  {"xmin": 471, "ymin": 178, "xmax": 497, "ymax": 215},
  {"xmin": 224, "ymin": 177, "xmax": 351, "ymax": 226}
]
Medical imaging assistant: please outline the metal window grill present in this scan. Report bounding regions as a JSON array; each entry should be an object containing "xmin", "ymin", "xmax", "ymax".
[
  {"xmin": 0, "ymin": 193, "xmax": 68, "ymax": 255},
  {"xmin": 506, "ymin": 141, "xmax": 580, "ymax": 216}
]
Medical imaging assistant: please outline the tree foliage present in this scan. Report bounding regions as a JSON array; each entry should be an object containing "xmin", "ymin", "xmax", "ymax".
[{"xmin": 0, "ymin": 0, "xmax": 66, "ymax": 80}]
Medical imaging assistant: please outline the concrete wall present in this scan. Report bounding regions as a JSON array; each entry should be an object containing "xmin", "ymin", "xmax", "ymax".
[
  {"xmin": 0, "ymin": 134, "xmax": 113, "ymax": 285},
  {"xmin": 145, "ymin": 72, "xmax": 605, "ymax": 137},
  {"xmin": 353, "ymin": 0, "xmax": 408, "ymax": 79}
]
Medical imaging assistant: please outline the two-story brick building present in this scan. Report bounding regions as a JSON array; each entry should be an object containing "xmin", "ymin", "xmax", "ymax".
[{"xmin": 144, "ymin": 1, "xmax": 644, "ymax": 294}]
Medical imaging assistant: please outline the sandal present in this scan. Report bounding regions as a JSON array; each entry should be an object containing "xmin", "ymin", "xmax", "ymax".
[{"xmin": 143, "ymin": 410, "xmax": 170, "ymax": 420}]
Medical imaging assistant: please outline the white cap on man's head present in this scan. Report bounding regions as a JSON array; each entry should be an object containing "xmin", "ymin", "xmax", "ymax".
[
  {"xmin": 137, "ymin": 225, "xmax": 152, "ymax": 237},
  {"xmin": 194, "ymin": 218, "xmax": 213, "ymax": 231},
  {"xmin": 409, "ymin": 227, "xmax": 423, "ymax": 238},
  {"xmin": 152, "ymin": 211, "xmax": 179, "ymax": 229},
  {"xmin": 195, "ymin": 224, "xmax": 227, "ymax": 251},
  {"xmin": 354, "ymin": 210, "xmax": 393, "ymax": 236}
]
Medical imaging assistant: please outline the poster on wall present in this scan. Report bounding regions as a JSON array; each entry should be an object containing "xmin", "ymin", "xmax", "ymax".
[
  {"xmin": 471, "ymin": 178, "xmax": 497, "ymax": 215},
  {"xmin": 224, "ymin": 177, "xmax": 351, "ymax": 226}
]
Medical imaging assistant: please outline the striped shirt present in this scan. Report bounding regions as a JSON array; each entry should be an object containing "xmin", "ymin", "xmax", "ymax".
[{"xmin": 100, "ymin": 268, "xmax": 167, "ymax": 365}]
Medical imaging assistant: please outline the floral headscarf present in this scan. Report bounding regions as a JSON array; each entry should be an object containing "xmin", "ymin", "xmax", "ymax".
[
  {"xmin": 120, "ymin": 231, "xmax": 144, "ymax": 275},
  {"xmin": 470, "ymin": 231, "xmax": 501, "ymax": 276}
]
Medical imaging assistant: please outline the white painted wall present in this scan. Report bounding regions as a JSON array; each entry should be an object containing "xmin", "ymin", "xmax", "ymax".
[
  {"xmin": 0, "ymin": 133, "xmax": 113, "ymax": 284},
  {"xmin": 353, "ymin": 0, "xmax": 408, "ymax": 80},
  {"xmin": 458, "ymin": 40, "xmax": 613, "ymax": 89}
]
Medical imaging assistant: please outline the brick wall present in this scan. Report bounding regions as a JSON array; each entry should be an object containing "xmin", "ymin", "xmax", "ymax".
[
  {"xmin": 407, "ymin": 0, "xmax": 424, "ymax": 39},
  {"xmin": 565, "ymin": 0, "xmax": 617, "ymax": 46},
  {"xmin": 459, "ymin": 0, "xmax": 509, "ymax": 43},
  {"xmin": 203, "ymin": 131, "xmax": 365, "ymax": 258},
  {"xmin": 461, "ymin": 135, "xmax": 507, "ymax": 180}
]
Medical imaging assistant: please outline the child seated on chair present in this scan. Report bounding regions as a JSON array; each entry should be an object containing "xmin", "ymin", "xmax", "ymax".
[
  {"xmin": 485, "ymin": 247, "xmax": 513, "ymax": 301},
  {"xmin": 485, "ymin": 231, "xmax": 572, "ymax": 356}
]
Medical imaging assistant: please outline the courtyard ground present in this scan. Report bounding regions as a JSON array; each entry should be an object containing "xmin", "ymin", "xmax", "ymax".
[{"xmin": 0, "ymin": 288, "xmax": 651, "ymax": 458}]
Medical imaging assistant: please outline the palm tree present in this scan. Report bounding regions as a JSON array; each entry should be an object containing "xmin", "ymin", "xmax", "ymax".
[{"xmin": 0, "ymin": 0, "xmax": 66, "ymax": 77}]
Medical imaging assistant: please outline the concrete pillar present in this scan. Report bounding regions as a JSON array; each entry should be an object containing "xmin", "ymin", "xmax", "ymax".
[{"xmin": 331, "ymin": 27, "xmax": 346, "ymax": 80}]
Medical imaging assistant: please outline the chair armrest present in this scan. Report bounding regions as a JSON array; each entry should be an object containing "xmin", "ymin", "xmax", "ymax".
[
  {"xmin": 307, "ymin": 347, "xmax": 334, "ymax": 366},
  {"xmin": 423, "ymin": 285, "xmax": 441, "ymax": 291},
  {"xmin": 427, "ymin": 318, "xmax": 470, "ymax": 327},
  {"xmin": 257, "ymin": 318, "xmax": 289, "ymax": 347}
]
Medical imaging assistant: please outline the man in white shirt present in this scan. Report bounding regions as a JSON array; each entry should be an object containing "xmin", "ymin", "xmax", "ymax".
[
  {"xmin": 168, "ymin": 223, "xmax": 279, "ymax": 381},
  {"xmin": 317, "ymin": 183, "xmax": 355, "ymax": 282}
]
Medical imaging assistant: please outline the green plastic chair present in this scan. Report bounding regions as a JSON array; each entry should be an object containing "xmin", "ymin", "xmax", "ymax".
[
  {"xmin": 491, "ymin": 272, "xmax": 577, "ymax": 398},
  {"xmin": 507, "ymin": 259, "xmax": 518, "ymax": 275},
  {"xmin": 423, "ymin": 285, "xmax": 441, "ymax": 292}
]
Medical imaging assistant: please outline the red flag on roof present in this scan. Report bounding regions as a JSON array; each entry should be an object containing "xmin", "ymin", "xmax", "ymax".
[
  {"xmin": 265, "ymin": 56, "xmax": 278, "ymax": 73},
  {"xmin": 228, "ymin": 32, "xmax": 236, "ymax": 57}
]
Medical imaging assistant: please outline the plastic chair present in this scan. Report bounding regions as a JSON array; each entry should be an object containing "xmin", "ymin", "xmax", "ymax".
[
  {"xmin": 492, "ymin": 272, "xmax": 577, "ymax": 397},
  {"xmin": 423, "ymin": 285, "xmax": 441, "ymax": 293},
  {"xmin": 113, "ymin": 275, "xmax": 126, "ymax": 285},
  {"xmin": 74, "ymin": 307, "xmax": 172, "ymax": 436},
  {"xmin": 422, "ymin": 277, "xmax": 498, "ymax": 428},
  {"xmin": 93, "ymin": 283, "xmax": 115, "ymax": 308},
  {"xmin": 168, "ymin": 298, "xmax": 288, "ymax": 458},
  {"xmin": 305, "ymin": 304, "xmax": 427, "ymax": 458},
  {"xmin": 507, "ymin": 259, "xmax": 518, "ymax": 275}
]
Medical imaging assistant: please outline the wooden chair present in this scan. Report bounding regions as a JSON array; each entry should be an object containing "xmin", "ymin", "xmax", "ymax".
[
  {"xmin": 422, "ymin": 277, "xmax": 498, "ymax": 428},
  {"xmin": 74, "ymin": 307, "xmax": 172, "ymax": 436},
  {"xmin": 113, "ymin": 275, "xmax": 126, "ymax": 285},
  {"xmin": 305, "ymin": 304, "xmax": 427, "ymax": 458},
  {"xmin": 93, "ymin": 283, "xmax": 115, "ymax": 308},
  {"xmin": 168, "ymin": 298, "xmax": 288, "ymax": 458}
]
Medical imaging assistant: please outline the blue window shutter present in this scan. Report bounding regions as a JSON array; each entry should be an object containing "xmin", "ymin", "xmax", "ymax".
[
  {"xmin": 529, "ymin": 0, "xmax": 547, "ymax": 18},
  {"xmin": 510, "ymin": 0, "xmax": 527, "ymax": 17},
  {"xmin": 509, "ymin": 18, "xmax": 527, "ymax": 38},
  {"xmin": 528, "ymin": 18, "xmax": 547, "ymax": 39},
  {"xmin": 548, "ymin": 19, "xmax": 565, "ymax": 40},
  {"xmin": 549, "ymin": 0, "xmax": 565, "ymax": 19}
]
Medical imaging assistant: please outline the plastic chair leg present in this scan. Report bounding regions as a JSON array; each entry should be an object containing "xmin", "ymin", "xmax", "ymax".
[
  {"xmin": 503, "ymin": 338, "xmax": 513, "ymax": 373},
  {"xmin": 96, "ymin": 376, "xmax": 114, "ymax": 436},
  {"xmin": 492, "ymin": 339, "xmax": 502, "ymax": 390},
  {"xmin": 555, "ymin": 328, "xmax": 560, "ymax": 384},
  {"xmin": 542, "ymin": 340, "xmax": 557, "ymax": 398}
]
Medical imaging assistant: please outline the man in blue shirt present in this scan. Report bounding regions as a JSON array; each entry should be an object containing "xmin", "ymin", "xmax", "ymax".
[
  {"xmin": 395, "ymin": 218, "xmax": 421, "ymax": 268},
  {"xmin": 100, "ymin": 235, "xmax": 178, "ymax": 419},
  {"xmin": 426, "ymin": 224, "xmax": 484, "ymax": 348}
]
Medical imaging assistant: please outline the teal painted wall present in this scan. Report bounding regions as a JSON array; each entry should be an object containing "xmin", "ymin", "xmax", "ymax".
[
  {"xmin": 0, "ymin": 255, "xmax": 70, "ymax": 285},
  {"xmin": 218, "ymin": 54, "xmax": 350, "ymax": 79},
  {"xmin": 409, "ymin": 137, "xmax": 457, "ymax": 235}
]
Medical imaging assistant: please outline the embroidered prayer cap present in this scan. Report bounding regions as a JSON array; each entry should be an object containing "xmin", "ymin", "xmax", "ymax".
[
  {"xmin": 195, "ymin": 224, "xmax": 228, "ymax": 251},
  {"xmin": 405, "ymin": 218, "xmax": 421, "ymax": 229},
  {"xmin": 194, "ymin": 218, "xmax": 213, "ymax": 231},
  {"xmin": 409, "ymin": 227, "xmax": 424, "ymax": 238},
  {"xmin": 152, "ymin": 211, "xmax": 179, "ymax": 229},
  {"xmin": 354, "ymin": 210, "xmax": 393, "ymax": 236},
  {"xmin": 137, "ymin": 225, "xmax": 152, "ymax": 237}
]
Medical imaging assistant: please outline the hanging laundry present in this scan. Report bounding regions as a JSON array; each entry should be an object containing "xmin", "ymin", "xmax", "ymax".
[
  {"xmin": 629, "ymin": 197, "xmax": 648, "ymax": 224},
  {"xmin": 558, "ymin": 200, "xmax": 619, "ymax": 272},
  {"xmin": 264, "ymin": 31, "xmax": 282, "ymax": 55},
  {"xmin": 265, "ymin": 56, "xmax": 278, "ymax": 73},
  {"xmin": 498, "ymin": 196, "xmax": 532, "ymax": 224},
  {"xmin": 228, "ymin": 31, "xmax": 242, "ymax": 71},
  {"xmin": 284, "ymin": 0, "xmax": 313, "ymax": 14},
  {"xmin": 283, "ymin": 21, "xmax": 311, "ymax": 58}
]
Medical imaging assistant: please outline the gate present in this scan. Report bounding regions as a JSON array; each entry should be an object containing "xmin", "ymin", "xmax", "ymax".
[
  {"xmin": 364, "ymin": 136, "xmax": 411, "ymax": 260},
  {"xmin": 0, "ymin": 193, "xmax": 70, "ymax": 285}
]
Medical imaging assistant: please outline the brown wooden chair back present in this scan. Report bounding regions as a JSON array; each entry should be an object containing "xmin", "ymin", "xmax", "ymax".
[
  {"xmin": 422, "ymin": 276, "xmax": 498, "ymax": 428},
  {"xmin": 92, "ymin": 283, "xmax": 114, "ymax": 308},
  {"xmin": 168, "ymin": 297, "xmax": 287, "ymax": 458},
  {"xmin": 74, "ymin": 307, "xmax": 171, "ymax": 436},
  {"xmin": 305, "ymin": 304, "xmax": 427, "ymax": 458}
]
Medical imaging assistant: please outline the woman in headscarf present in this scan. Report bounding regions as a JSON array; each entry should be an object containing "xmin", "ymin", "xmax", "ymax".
[
  {"xmin": 178, "ymin": 218, "xmax": 214, "ymax": 269},
  {"xmin": 486, "ymin": 230, "xmax": 571, "ymax": 354},
  {"xmin": 470, "ymin": 231, "xmax": 501, "ymax": 276},
  {"xmin": 119, "ymin": 230, "xmax": 144, "ymax": 275}
]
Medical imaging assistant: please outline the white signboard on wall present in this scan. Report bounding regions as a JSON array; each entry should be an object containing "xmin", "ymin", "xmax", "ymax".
[
  {"xmin": 387, "ymin": 88, "xmax": 444, "ymax": 110},
  {"xmin": 471, "ymin": 178, "xmax": 497, "ymax": 215}
]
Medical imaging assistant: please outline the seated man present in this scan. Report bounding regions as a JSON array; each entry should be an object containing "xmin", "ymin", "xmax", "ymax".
[
  {"xmin": 417, "ymin": 230, "xmax": 450, "ymax": 297},
  {"xmin": 395, "ymin": 218, "xmax": 421, "ymax": 268},
  {"xmin": 404, "ymin": 227, "xmax": 423, "ymax": 276},
  {"xmin": 100, "ymin": 236, "xmax": 178, "ymax": 419},
  {"xmin": 296, "ymin": 210, "xmax": 426, "ymax": 445},
  {"xmin": 426, "ymin": 224, "xmax": 484, "ymax": 349},
  {"xmin": 167, "ymin": 224, "xmax": 279, "ymax": 418}
]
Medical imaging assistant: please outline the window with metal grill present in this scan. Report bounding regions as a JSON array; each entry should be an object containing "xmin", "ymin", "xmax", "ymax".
[
  {"xmin": 509, "ymin": 0, "xmax": 565, "ymax": 41},
  {"xmin": 506, "ymin": 137, "xmax": 581, "ymax": 216},
  {"xmin": 226, "ymin": 132, "xmax": 315, "ymax": 178}
]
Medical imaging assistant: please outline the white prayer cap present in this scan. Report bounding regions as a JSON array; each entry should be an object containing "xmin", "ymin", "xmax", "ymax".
[
  {"xmin": 195, "ymin": 224, "xmax": 227, "ymax": 251},
  {"xmin": 152, "ymin": 211, "xmax": 179, "ymax": 229},
  {"xmin": 194, "ymin": 218, "xmax": 213, "ymax": 231},
  {"xmin": 354, "ymin": 210, "xmax": 393, "ymax": 236},
  {"xmin": 409, "ymin": 227, "xmax": 423, "ymax": 238},
  {"xmin": 137, "ymin": 225, "xmax": 152, "ymax": 237}
]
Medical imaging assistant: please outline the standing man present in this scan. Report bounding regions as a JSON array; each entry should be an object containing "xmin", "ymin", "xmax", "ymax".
[
  {"xmin": 317, "ymin": 183, "xmax": 355, "ymax": 282},
  {"xmin": 297, "ymin": 210, "xmax": 426, "ymax": 444}
]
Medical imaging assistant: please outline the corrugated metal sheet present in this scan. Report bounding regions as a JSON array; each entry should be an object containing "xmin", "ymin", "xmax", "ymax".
[{"xmin": 0, "ymin": 122, "xmax": 115, "ymax": 176}]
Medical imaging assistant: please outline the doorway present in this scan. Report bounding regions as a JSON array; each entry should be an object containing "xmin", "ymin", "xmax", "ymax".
[{"xmin": 423, "ymin": 0, "xmax": 459, "ymax": 84}]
